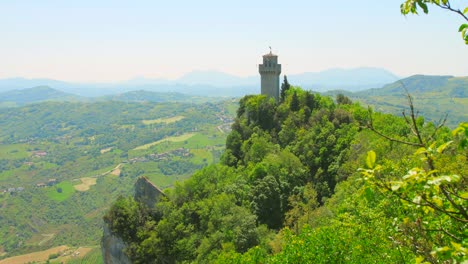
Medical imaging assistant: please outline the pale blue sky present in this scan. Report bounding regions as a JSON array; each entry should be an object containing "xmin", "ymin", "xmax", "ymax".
[{"xmin": 1, "ymin": 0, "xmax": 466, "ymax": 82}]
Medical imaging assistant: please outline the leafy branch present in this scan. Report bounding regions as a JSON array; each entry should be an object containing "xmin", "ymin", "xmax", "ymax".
[
  {"xmin": 401, "ymin": 0, "xmax": 468, "ymax": 44},
  {"xmin": 361, "ymin": 88, "xmax": 467, "ymax": 262}
]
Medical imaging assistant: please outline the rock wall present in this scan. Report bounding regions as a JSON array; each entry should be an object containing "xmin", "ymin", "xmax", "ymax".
[
  {"xmin": 134, "ymin": 176, "xmax": 166, "ymax": 209},
  {"xmin": 101, "ymin": 224, "xmax": 131, "ymax": 264},
  {"xmin": 101, "ymin": 176, "xmax": 165, "ymax": 264}
]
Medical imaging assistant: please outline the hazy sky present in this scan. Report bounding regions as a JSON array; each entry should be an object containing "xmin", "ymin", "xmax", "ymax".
[{"xmin": 1, "ymin": 0, "xmax": 466, "ymax": 82}]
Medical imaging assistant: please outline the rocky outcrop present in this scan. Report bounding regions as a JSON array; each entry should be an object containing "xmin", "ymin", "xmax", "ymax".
[
  {"xmin": 101, "ymin": 176, "xmax": 165, "ymax": 264},
  {"xmin": 101, "ymin": 224, "xmax": 131, "ymax": 264},
  {"xmin": 134, "ymin": 176, "xmax": 166, "ymax": 209}
]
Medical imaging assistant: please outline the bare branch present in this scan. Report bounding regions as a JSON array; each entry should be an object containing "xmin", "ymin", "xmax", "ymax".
[
  {"xmin": 366, "ymin": 124, "xmax": 424, "ymax": 147},
  {"xmin": 429, "ymin": 113, "xmax": 448, "ymax": 141},
  {"xmin": 435, "ymin": 2, "xmax": 468, "ymax": 22},
  {"xmin": 423, "ymin": 228, "xmax": 461, "ymax": 241}
]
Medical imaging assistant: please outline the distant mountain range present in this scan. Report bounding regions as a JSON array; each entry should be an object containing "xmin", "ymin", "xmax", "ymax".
[
  {"xmin": 0, "ymin": 86, "xmax": 220, "ymax": 107},
  {"xmin": 0, "ymin": 73, "xmax": 466, "ymax": 127},
  {"xmin": 0, "ymin": 67, "xmax": 400, "ymax": 97}
]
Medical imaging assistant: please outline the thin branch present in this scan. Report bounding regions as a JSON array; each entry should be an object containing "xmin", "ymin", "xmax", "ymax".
[
  {"xmin": 366, "ymin": 124, "xmax": 424, "ymax": 147},
  {"xmin": 403, "ymin": 88, "xmax": 425, "ymax": 146},
  {"xmin": 436, "ymin": 2, "xmax": 468, "ymax": 22},
  {"xmin": 366, "ymin": 105, "xmax": 423, "ymax": 147},
  {"xmin": 376, "ymin": 182, "xmax": 468, "ymax": 224},
  {"xmin": 445, "ymin": 187, "xmax": 468, "ymax": 201},
  {"xmin": 402, "ymin": 111, "xmax": 419, "ymax": 136},
  {"xmin": 439, "ymin": 185, "xmax": 468, "ymax": 221},
  {"xmin": 423, "ymin": 228, "xmax": 461, "ymax": 241},
  {"xmin": 429, "ymin": 113, "xmax": 448, "ymax": 141}
]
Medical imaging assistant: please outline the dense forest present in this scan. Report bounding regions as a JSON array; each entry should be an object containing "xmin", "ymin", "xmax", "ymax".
[{"xmin": 104, "ymin": 83, "xmax": 467, "ymax": 263}]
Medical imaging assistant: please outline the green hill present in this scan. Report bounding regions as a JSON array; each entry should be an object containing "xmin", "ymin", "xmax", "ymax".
[
  {"xmin": 102, "ymin": 87, "xmax": 467, "ymax": 263},
  {"xmin": 326, "ymin": 75, "xmax": 468, "ymax": 128},
  {"xmin": 102, "ymin": 90, "xmax": 222, "ymax": 103},
  {"xmin": 0, "ymin": 86, "xmax": 83, "ymax": 106}
]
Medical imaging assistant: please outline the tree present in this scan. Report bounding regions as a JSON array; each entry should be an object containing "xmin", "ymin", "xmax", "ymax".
[
  {"xmin": 280, "ymin": 76, "xmax": 291, "ymax": 102},
  {"xmin": 290, "ymin": 91, "xmax": 300, "ymax": 112},
  {"xmin": 251, "ymin": 175, "xmax": 283, "ymax": 229},
  {"xmin": 336, "ymin": 94, "xmax": 352, "ymax": 105},
  {"xmin": 400, "ymin": 0, "xmax": 468, "ymax": 44},
  {"xmin": 304, "ymin": 91, "xmax": 317, "ymax": 111}
]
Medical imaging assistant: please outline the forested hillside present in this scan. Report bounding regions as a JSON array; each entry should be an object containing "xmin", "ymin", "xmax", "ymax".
[
  {"xmin": 104, "ymin": 85, "xmax": 467, "ymax": 263},
  {"xmin": 0, "ymin": 99, "xmax": 236, "ymax": 260}
]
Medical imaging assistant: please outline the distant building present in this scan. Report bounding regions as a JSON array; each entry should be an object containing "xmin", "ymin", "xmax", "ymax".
[
  {"xmin": 48, "ymin": 179, "xmax": 57, "ymax": 186},
  {"xmin": 36, "ymin": 183, "xmax": 46, "ymax": 188},
  {"xmin": 33, "ymin": 151, "xmax": 47, "ymax": 157},
  {"xmin": 259, "ymin": 48, "xmax": 281, "ymax": 101}
]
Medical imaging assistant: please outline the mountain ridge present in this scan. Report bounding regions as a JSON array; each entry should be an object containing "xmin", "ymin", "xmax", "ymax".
[{"xmin": 0, "ymin": 67, "xmax": 400, "ymax": 96}]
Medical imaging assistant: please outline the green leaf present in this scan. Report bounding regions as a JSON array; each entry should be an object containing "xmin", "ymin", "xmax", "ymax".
[
  {"xmin": 366, "ymin": 150, "xmax": 376, "ymax": 169},
  {"xmin": 415, "ymin": 256, "xmax": 426, "ymax": 264},
  {"xmin": 464, "ymin": 7, "xmax": 468, "ymax": 14},
  {"xmin": 417, "ymin": 1, "xmax": 429, "ymax": 14},
  {"xmin": 435, "ymin": 246, "xmax": 450, "ymax": 253},
  {"xmin": 450, "ymin": 241, "xmax": 463, "ymax": 252},
  {"xmin": 436, "ymin": 141, "xmax": 452, "ymax": 153},
  {"xmin": 391, "ymin": 181, "xmax": 403, "ymax": 191},
  {"xmin": 363, "ymin": 187, "xmax": 375, "ymax": 201},
  {"xmin": 431, "ymin": 196, "xmax": 443, "ymax": 207},
  {"xmin": 459, "ymin": 24, "xmax": 468, "ymax": 32},
  {"xmin": 415, "ymin": 147, "xmax": 427, "ymax": 155}
]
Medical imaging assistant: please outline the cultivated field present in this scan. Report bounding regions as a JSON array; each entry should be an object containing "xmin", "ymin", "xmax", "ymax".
[
  {"xmin": 134, "ymin": 133, "xmax": 196, "ymax": 150},
  {"xmin": 74, "ymin": 177, "xmax": 97, "ymax": 192},
  {"xmin": 0, "ymin": 245, "xmax": 68, "ymax": 264},
  {"xmin": 46, "ymin": 181, "xmax": 75, "ymax": 201},
  {"xmin": 142, "ymin": 115, "xmax": 185, "ymax": 125}
]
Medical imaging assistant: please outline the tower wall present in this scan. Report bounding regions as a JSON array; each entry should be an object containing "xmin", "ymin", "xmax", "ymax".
[{"xmin": 259, "ymin": 53, "xmax": 281, "ymax": 101}]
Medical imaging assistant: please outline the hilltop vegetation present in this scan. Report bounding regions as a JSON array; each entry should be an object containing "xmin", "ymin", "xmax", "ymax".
[
  {"xmin": 0, "ymin": 99, "xmax": 236, "ymax": 259},
  {"xmin": 104, "ymin": 85, "xmax": 467, "ymax": 263}
]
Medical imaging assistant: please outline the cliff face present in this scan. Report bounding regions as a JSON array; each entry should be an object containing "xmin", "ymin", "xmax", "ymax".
[
  {"xmin": 101, "ymin": 224, "xmax": 132, "ymax": 264},
  {"xmin": 134, "ymin": 176, "xmax": 166, "ymax": 209},
  {"xmin": 101, "ymin": 176, "xmax": 164, "ymax": 264}
]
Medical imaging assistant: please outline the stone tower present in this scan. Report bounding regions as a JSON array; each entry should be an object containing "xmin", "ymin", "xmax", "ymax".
[{"xmin": 259, "ymin": 48, "xmax": 281, "ymax": 101}]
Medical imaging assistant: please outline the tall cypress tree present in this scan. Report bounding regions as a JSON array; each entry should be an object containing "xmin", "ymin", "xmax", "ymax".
[
  {"xmin": 280, "ymin": 75, "xmax": 291, "ymax": 102},
  {"xmin": 290, "ymin": 91, "xmax": 300, "ymax": 112}
]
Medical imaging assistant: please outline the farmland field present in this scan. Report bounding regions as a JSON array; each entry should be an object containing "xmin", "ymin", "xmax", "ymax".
[
  {"xmin": 133, "ymin": 132, "xmax": 196, "ymax": 150},
  {"xmin": 74, "ymin": 177, "xmax": 97, "ymax": 192},
  {"xmin": 47, "ymin": 181, "xmax": 75, "ymax": 201},
  {"xmin": 0, "ymin": 144, "xmax": 30, "ymax": 159},
  {"xmin": 0, "ymin": 245, "xmax": 68, "ymax": 264},
  {"xmin": 142, "ymin": 115, "xmax": 185, "ymax": 125}
]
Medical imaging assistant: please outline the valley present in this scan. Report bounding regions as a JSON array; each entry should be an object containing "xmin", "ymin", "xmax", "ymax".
[{"xmin": 0, "ymin": 99, "xmax": 236, "ymax": 262}]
